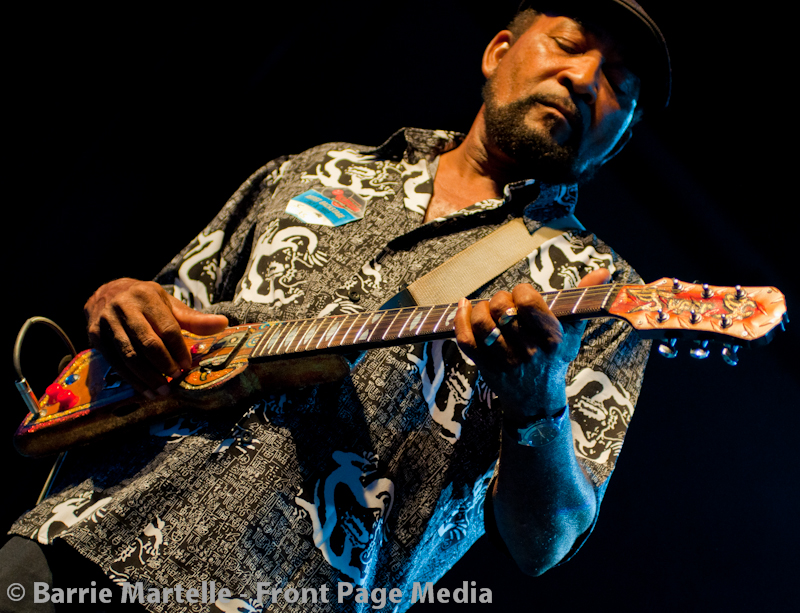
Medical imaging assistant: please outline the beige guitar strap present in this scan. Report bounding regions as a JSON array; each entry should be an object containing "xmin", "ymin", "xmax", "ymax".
[{"xmin": 385, "ymin": 214, "xmax": 584, "ymax": 308}]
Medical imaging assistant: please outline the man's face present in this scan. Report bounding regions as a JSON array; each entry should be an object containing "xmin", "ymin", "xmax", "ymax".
[{"xmin": 482, "ymin": 14, "xmax": 641, "ymax": 183}]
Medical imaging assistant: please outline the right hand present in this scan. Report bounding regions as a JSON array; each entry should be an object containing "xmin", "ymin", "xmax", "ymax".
[{"xmin": 84, "ymin": 278, "xmax": 229, "ymax": 397}]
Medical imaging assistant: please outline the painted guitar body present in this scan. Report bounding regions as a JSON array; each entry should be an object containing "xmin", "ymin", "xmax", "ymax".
[
  {"xmin": 14, "ymin": 324, "xmax": 350, "ymax": 458},
  {"xmin": 14, "ymin": 279, "xmax": 788, "ymax": 457}
]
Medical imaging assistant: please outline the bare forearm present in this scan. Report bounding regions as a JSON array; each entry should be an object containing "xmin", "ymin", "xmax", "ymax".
[
  {"xmin": 491, "ymin": 409, "xmax": 596, "ymax": 576},
  {"xmin": 452, "ymin": 274, "xmax": 611, "ymax": 574}
]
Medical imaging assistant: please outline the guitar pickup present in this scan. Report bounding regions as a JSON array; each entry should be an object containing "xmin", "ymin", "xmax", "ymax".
[{"xmin": 198, "ymin": 329, "xmax": 252, "ymax": 372}]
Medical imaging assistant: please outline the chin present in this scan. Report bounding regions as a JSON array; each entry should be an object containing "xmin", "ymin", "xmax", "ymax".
[{"xmin": 483, "ymin": 83, "xmax": 587, "ymax": 184}]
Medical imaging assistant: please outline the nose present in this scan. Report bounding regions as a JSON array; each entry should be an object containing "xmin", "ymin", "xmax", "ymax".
[{"xmin": 558, "ymin": 52, "xmax": 603, "ymax": 106}]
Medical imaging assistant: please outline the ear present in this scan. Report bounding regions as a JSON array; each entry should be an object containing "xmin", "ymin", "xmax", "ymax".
[{"xmin": 482, "ymin": 30, "xmax": 514, "ymax": 79}]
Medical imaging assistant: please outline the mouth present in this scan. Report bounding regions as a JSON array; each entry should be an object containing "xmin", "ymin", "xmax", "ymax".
[
  {"xmin": 515, "ymin": 91, "xmax": 583, "ymax": 144},
  {"xmin": 544, "ymin": 101, "xmax": 574, "ymax": 123},
  {"xmin": 538, "ymin": 99, "xmax": 579, "ymax": 138}
]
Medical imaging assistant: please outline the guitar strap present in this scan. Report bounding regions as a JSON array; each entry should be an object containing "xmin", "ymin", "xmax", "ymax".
[{"xmin": 382, "ymin": 213, "xmax": 585, "ymax": 309}]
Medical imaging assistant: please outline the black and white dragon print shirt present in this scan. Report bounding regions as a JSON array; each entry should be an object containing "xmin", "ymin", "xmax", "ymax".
[{"xmin": 11, "ymin": 128, "xmax": 650, "ymax": 612}]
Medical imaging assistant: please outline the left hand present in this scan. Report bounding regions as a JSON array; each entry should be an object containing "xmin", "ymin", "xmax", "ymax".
[{"xmin": 454, "ymin": 269, "xmax": 611, "ymax": 420}]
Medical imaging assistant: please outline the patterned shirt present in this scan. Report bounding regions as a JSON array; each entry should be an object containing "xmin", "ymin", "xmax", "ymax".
[{"xmin": 11, "ymin": 128, "xmax": 650, "ymax": 612}]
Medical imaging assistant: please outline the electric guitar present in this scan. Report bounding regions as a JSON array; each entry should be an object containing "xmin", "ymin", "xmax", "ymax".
[{"xmin": 14, "ymin": 278, "xmax": 788, "ymax": 458}]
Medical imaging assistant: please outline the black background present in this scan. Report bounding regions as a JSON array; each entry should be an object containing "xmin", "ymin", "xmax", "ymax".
[{"xmin": 4, "ymin": 2, "xmax": 797, "ymax": 610}]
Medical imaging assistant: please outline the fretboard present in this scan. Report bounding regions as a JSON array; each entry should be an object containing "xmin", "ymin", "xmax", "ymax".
[{"xmin": 250, "ymin": 284, "xmax": 621, "ymax": 361}]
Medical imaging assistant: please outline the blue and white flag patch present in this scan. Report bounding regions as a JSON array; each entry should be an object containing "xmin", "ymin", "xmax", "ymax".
[{"xmin": 286, "ymin": 189, "xmax": 365, "ymax": 227}]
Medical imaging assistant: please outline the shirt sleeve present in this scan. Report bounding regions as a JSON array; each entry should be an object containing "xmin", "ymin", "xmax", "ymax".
[{"xmin": 556, "ymin": 257, "xmax": 654, "ymax": 563}]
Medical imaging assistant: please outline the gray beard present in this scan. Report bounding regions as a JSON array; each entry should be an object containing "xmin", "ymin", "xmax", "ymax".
[{"xmin": 482, "ymin": 80, "xmax": 594, "ymax": 184}]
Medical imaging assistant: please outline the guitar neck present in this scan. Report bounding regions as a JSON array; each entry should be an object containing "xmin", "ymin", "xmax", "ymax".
[{"xmin": 250, "ymin": 284, "xmax": 620, "ymax": 360}]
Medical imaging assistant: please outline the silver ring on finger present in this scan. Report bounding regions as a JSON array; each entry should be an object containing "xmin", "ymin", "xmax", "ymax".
[
  {"xmin": 484, "ymin": 327, "xmax": 502, "ymax": 347},
  {"xmin": 497, "ymin": 307, "xmax": 518, "ymax": 327}
]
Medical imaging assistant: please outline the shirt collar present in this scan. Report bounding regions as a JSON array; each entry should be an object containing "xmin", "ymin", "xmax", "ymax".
[
  {"xmin": 362, "ymin": 127, "xmax": 464, "ymax": 163},
  {"xmin": 365, "ymin": 127, "xmax": 580, "ymax": 222}
]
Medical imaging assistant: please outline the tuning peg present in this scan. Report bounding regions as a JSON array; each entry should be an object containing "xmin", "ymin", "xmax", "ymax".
[
  {"xmin": 720, "ymin": 314, "xmax": 732, "ymax": 329},
  {"xmin": 781, "ymin": 312, "xmax": 790, "ymax": 331},
  {"xmin": 656, "ymin": 308, "xmax": 669, "ymax": 323},
  {"xmin": 735, "ymin": 285, "xmax": 746, "ymax": 300},
  {"xmin": 690, "ymin": 309, "xmax": 702, "ymax": 325},
  {"xmin": 721, "ymin": 344, "xmax": 740, "ymax": 366},
  {"xmin": 657, "ymin": 338, "xmax": 678, "ymax": 358},
  {"xmin": 689, "ymin": 340, "xmax": 710, "ymax": 359},
  {"xmin": 702, "ymin": 283, "xmax": 712, "ymax": 298},
  {"xmin": 672, "ymin": 278, "xmax": 682, "ymax": 292}
]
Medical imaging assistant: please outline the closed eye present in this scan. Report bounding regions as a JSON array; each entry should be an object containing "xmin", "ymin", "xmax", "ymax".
[{"xmin": 552, "ymin": 36, "xmax": 584, "ymax": 54}]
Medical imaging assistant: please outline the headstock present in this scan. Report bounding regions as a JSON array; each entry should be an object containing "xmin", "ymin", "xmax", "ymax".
[{"xmin": 609, "ymin": 278, "xmax": 788, "ymax": 364}]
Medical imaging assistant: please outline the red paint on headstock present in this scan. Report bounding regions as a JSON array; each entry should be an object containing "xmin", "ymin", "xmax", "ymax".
[{"xmin": 609, "ymin": 278, "xmax": 787, "ymax": 345}]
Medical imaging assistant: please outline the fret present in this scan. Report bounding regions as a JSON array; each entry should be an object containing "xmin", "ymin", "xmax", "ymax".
[
  {"xmin": 314, "ymin": 317, "xmax": 336, "ymax": 350},
  {"xmin": 336, "ymin": 313, "xmax": 362, "ymax": 347},
  {"xmin": 542, "ymin": 291, "xmax": 558, "ymax": 310},
  {"xmin": 324, "ymin": 318, "xmax": 344, "ymax": 347},
  {"xmin": 548, "ymin": 289, "xmax": 573, "ymax": 314},
  {"xmin": 298, "ymin": 320, "xmax": 321, "ymax": 352},
  {"xmin": 431, "ymin": 305, "xmax": 449, "ymax": 333},
  {"xmin": 251, "ymin": 323, "xmax": 275, "ymax": 358},
  {"xmin": 380, "ymin": 309, "xmax": 404, "ymax": 341},
  {"xmin": 262, "ymin": 322, "xmax": 287, "ymax": 356},
  {"xmin": 288, "ymin": 319, "xmax": 311, "ymax": 354},
  {"xmin": 414, "ymin": 306, "xmax": 434, "ymax": 336},
  {"xmin": 570, "ymin": 287, "xmax": 588, "ymax": 314},
  {"xmin": 353, "ymin": 312, "xmax": 383, "ymax": 343},
  {"xmin": 268, "ymin": 322, "xmax": 290, "ymax": 355},
  {"xmin": 395, "ymin": 307, "xmax": 418, "ymax": 341},
  {"xmin": 276, "ymin": 321, "xmax": 301, "ymax": 354},
  {"xmin": 434, "ymin": 303, "xmax": 459, "ymax": 333},
  {"xmin": 600, "ymin": 284, "xmax": 618, "ymax": 311},
  {"xmin": 400, "ymin": 307, "xmax": 423, "ymax": 340},
  {"xmin": 365, "ymin": 310, "xmax": 391, "ymax": 343},
  {"xmin": 408, "ymin": 309, "xmax": 427, "ymax": 334},
  {"xmin": 351, "ymin": 313, "xmax": 371, "ymax": 345}
]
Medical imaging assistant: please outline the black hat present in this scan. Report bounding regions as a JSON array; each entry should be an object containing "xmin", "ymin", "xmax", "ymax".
[{"xmin": 517, "ymin": 1, "xmax": 671, "ymax": 112}]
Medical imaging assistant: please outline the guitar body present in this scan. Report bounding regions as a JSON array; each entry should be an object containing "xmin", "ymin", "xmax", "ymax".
[{"xmin": 13, "ymin": 323, "xmax": 350, "ymax": 457}]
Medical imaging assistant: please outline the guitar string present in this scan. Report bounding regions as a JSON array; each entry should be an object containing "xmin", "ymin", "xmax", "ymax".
[
  {"xmin": 258, "ymin": 280, "xmax": 742, "ymax": 357},
  {"xmin": 258, "ymin": 288, "xmax": 618, "ymax": 357},
  {"xmin": 240, "ymin": 282, "xmax": 744, "ymax": 359},
  {"xmin": 255, "ymin": 284, "xmax": 627, "ymax": 357}
]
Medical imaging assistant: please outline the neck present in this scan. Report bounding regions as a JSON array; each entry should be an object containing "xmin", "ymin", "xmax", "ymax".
[
  {"xmin": 425, "ymin": 106, "xmax": 528, "ymax": 222},
  {"xmin": 250, "ymin": 284, "xmax": 621, "ymax": 360}
]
